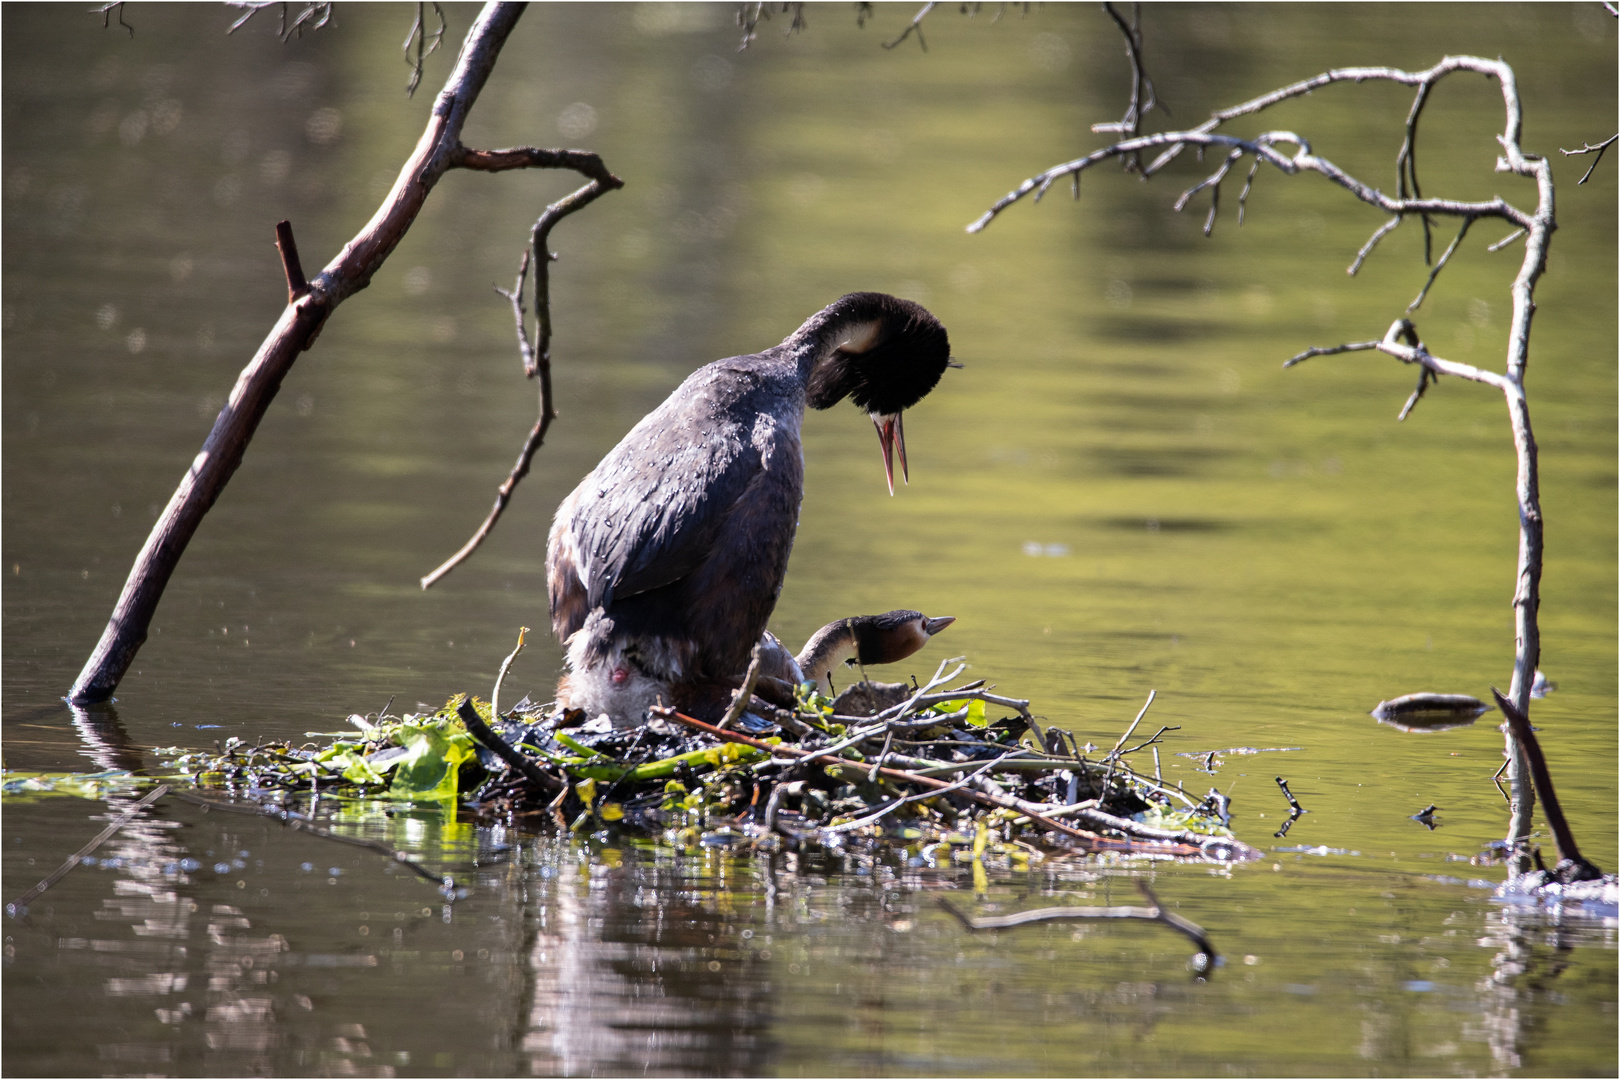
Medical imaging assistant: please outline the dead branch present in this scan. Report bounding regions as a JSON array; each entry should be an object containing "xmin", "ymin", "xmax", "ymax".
[
  {"xmin": 1560, "ymin": 134, "xmax": 1618, "ymax": 184},
  {"xmin": 226, "ymin": 1, "xmax": 333, "ymax": 40},
  {"xmin": 969, "ymin": 54, "xmax": 1555, "ymax": 869},
  {"xmin": 1092, "ymin": 3, "xmax": 1166, "ymax": 175},
  {"xmin": 94, "ymin": 2, "xmax": 134, "ymax": 37},
  {"xmin": 419, "ymin": 146, "xmax": 624, "ymax": 589},
  {"xmin": 404, "ymin": 2, "xmax": 448, "ymax": 97},
  {"xmin": 938, "ymin": 881, "xmax": 1217, "ymax": 963},
  {"xmin": 737, "ymin": 2, "xmax": 806, "ymax": 49},
  {"xmin": 883, "ymin": 1, "xmax": 936, "ymax": 51},
  {"xmin": 69, "ymin": 3, "xmax": 622, "ymax": 703},
  {"xmin": 1491, "ymin": 687, "xmax": 1603, "ymax": 882}
]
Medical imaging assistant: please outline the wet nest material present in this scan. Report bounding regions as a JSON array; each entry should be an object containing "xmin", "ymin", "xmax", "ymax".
[{"xmin": 154, "ymin": 658, "xmax": 1261, "ymax": 866}]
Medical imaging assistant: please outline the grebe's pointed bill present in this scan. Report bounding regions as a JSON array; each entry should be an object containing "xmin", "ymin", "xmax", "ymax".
[
  {"xmin": 922, "ymin": 615, "xmax": 955, "ymax": 636},
  {"xmin": 873, "ymin": 412, "xmax": 905, "ymax": 496}
]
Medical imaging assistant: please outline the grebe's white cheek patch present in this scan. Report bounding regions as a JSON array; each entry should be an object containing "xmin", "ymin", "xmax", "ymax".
[{"xmin": 835, "ymin": 319, "xmax": 882, "ymax": 355}]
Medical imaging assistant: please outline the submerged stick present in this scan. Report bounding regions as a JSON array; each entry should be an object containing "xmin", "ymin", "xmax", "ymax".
[
  {"xmin": 937, "ymin": 880, "xmax": 1217, "ymax": 963},
  {"xmin": 7, "ymin": 784, "xmax": 170, "ymax": 916}
]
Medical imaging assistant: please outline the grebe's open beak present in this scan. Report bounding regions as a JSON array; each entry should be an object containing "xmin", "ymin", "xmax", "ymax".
[{"xmin": 872, "ymin": 412, "xmax": 908, "ymax": 496}]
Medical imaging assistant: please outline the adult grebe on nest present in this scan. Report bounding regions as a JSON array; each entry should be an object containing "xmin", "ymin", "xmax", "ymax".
[{"xmin": 546, "ymin": 292, "xmax": 955, "ymax": 727}]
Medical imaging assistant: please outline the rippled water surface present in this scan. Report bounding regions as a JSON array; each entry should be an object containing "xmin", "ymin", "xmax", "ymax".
[{"xmin": 4, "ymin": 4, "xmax": 1615, "ymax": 1076}]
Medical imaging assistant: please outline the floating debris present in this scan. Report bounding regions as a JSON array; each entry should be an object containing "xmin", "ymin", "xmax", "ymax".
[{"xmin": 1371, "ymin": 693, "xmax": 1491, "ymax": 731}]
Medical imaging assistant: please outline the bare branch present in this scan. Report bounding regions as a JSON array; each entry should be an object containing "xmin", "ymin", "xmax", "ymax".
[
  {"xmin": 1487, "ymin": 227, "xmax": 1525, "ymax": 253},
  {"xmin": 1560, "ymin": 134, "xmax": 1618, "ymax": 184},
  {"xmin": 420, "ymin": 145, "xmax": 624, "ymax": 589},
  {"xmin": 736, "ymin": 2, "xmax": 806, "ymax": 50},
  {"xmin": 1091, "ymin": 3, "xmax": 1167, "ymax": 173},
  {"xmin": 1406, "ymin": 215, "xmax": 1474, "ymax": 313},
  {"xmin": 70, "ymin": 3, "xmax": 531, "ymax": 704},
  {"xmin": 225, "ymin": 2, "xmax": 333, "ymax": 40},
  {"xmin": 1348, "ymin": 215, "xmax": 1401, "ymax": 275},
  {"xmin": 404, "ymin": 2, "xmax": 447, "ymax": 97},
  {"xmin": 883, "ymin": 1, "xmax": 936, "ymax": 51},
  {"xmin": 94, "ymin": 2, "xmax": 134, "ymax": 37}
]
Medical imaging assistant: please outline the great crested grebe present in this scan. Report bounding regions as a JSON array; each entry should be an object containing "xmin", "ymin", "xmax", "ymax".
[{"xmin": 546, "ymin": 292, "xmax": 953, "ymax": 727}]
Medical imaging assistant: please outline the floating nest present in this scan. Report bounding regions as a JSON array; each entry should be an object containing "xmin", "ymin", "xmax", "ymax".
[{"xmin": 155, "ymin": 658, "xmax": 1261, "ymax": 866}]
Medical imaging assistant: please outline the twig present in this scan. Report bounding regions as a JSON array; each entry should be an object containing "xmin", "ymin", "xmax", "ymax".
[
  {"xmin": 490, "ymin": 626, "xmax": 529, "ymax": 720},
  {"xmin": 938, "ymin": 880, "xmax": 1217, "ymax": 963},
  {"xmin": 7, "ymin": 785, "xmax": 169, "ymax": 915},
  {"xmin": 1275, "ymin": 776, "xmax": 1304, "ymax": 814},
  {"xmin": 455, "ymin": 696, "xmax": 565, "ymax": 799},
  {"xmin": 718, "ymin": 643, "xmax": 766, "ymax": 731},
  {"xmin": 883, "ymin": 1, "xmax": 935, "ymax": 50},
  {"xmin": 1487, "ymin": 228, "xmax": 1526, "ymax": 253},
  {"xmin": 736, "ymin": 2, "xmax": 806, "ymax": 49},
  {"xmin": 1348, "ymin": 215, "xmax": 1401, "ymax": 275},
  {"xmin": 404, "ymin": 2, "xmax": 447, "ymax": 97},
  {"xmin": 1107, "ymin": 690, "xmax": 1156, "ymax": 759},
  {"xmin": 94, "ymin": 2, "xmax": 134, "ymax": 37},
  {"xmin": 274, "ymin": 220, "xmax": 309, "ymax": 305},
  {"xmin": 1560, "ymin": 134, "xmax": 1618, "ymax": 184},
  {"xmin": 1407, "ymin": 216, "xmax": 1474, "ymax": 313},
  {"xmin": 419, "ymin": 147, "xmax": 624, "ymax": 589},
  {"xmin": 1092, "ymin": 3, "xmax": 1165, "ymax": 173},
  {"xmin": 824, "ymin": 750, "xmax": 1019, "ymax": 833}
]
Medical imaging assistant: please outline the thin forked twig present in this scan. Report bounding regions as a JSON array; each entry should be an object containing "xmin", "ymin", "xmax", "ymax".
[
  {"xmin": 1407, "ymin": 216, "xmax": 1474, "ymax": 313},
  {"xmin": 1559, "ymin": 134, "xmax": 1618, "ymax": 185},
  {"xmin": 404, "ymin": 2, "xmax": 448, "ymax": 97},
  {"xmin": 883, "ymin": 1, "xmax": 936, "ymax": 50},
  {"xmin": 1093, "ymin": 2, "xmax": 1166, "ymax": 174},
  {"xmin": 94, "ymin": 2, "xmax": 134, "ymax": 37},
  {"xmin": 420, "ymin": 148, "xmax": 624, "ymax": 589},
  {"xmin": 1349, "ymin": 216, "xmax": 1401, "ymax": 275}
]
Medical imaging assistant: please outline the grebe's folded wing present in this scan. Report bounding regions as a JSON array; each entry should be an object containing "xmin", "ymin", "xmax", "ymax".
[{"xmin": 572, "ymin": 412, "xmax": 760, "ymax": 610}]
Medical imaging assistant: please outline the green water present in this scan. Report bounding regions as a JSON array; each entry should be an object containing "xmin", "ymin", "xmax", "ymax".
[{"xmin": 3, "ymin": 4, "xmax": 1615, "ymax": 1075}]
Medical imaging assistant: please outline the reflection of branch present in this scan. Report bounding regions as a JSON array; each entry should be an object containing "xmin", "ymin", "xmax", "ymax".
[
  {"xmin": 226, "ymin": 1, "xmax": 333, "ymax": 40},
  {"xmin": 971, "ymin": 54, "xmax": 1556, "ymax": 870},
  {"xmin": 737, "ymin": 2, "xmax": 806, "ymax": 49},
  {"xmin": 883, "ymin": 1, "xmax": 936, "ymax": 51},
  {"xmin": 7, "ymin": 786, "xmax": 169, "ymax": 915},
  {"xmin": 420, "ymin": 147, "xmax": 624, "ymax": 590},
  {"xmin": 404, "ymin": 2, "xmax": 448, "ymax": 97},
  {"xmin": 1560, "ymin": 134, "xmax": 1618, "ymax": 184},
  {"xmin": 70, "ymin": 4, "xmax": 533, "ymax": 705},
  {"xmin": 94, "ymin": 2, "xmax": 134, "ymax": 37}
]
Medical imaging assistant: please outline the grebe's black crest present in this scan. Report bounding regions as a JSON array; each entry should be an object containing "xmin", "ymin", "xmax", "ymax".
[{"xmin": 547, "ymin": 292, "xmax": 954, "ymax": 727}]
